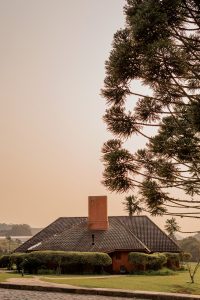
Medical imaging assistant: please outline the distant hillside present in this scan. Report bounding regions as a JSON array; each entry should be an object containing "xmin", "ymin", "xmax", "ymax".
[
  {"xmin": 193, "ymin": 233, "xmax": 200, "ymax": 241},
  {"xmin": 175, "ymin": 233, "xmax": 184, "ymax": 240},
  {"xmin": 0, "ymin": 223, "xmax": 43, "ymax": 236},
  {"xmin": 178, "ymin": 236, "xmax": 200, "ymax": 261}
]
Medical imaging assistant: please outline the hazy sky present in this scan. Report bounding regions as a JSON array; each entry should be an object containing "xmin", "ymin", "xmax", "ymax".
[{"xmin": 0, "ymin": 0, "xmax": 197, "ymax": 234}]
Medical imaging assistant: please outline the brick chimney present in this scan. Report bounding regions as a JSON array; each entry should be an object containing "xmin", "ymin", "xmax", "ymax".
[{"xmin": 88, "ymin": 196, "xmax": 109, "ymax": 230}]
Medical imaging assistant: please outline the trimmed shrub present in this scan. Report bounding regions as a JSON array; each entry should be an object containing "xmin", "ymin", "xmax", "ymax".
[
  {"xmin": 164, "ymin": 252, "xmax": 180, "ymax": 270},
  {"xmin": 37, "ymin": 268, "xmax": 55, "ymax": 275},
  {"xmin": 1, "ymin": 251, "xmax": 112, "ymax": 274},
  {"xmin": 9, "ymin": 253, "xmax": 27, "ymax": 272},
  {"xmin": 0, "ymin": 255, "xmax": 11, "ymax": 268},
  {"xmin": 128, "ymin": 252, "xmax": 148, "ymax": 270},
  {"xmin": 128, "ymin": 252, "xmax": 167, "ymax": 271},
  {"xmin": 22, "ymin": 256, "xmax": 42, "ymax": 274},
  {"xmin": 128, "ymin": 252, "xmax": 147, "ymax": 264},
  {"xmin": 179, "ymin": 252, "xmax": 192, "ymax": 262},
  {"xmin": 147, "ymin": 253, "xmax": 167, "ymax": 270}
]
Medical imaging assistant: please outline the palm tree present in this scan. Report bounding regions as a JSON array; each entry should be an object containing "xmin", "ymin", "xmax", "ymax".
[
  {"xmin": 164, "ymin": 218, "xmax": 180, "ymax": 239},
  {"xmin": 123, "ymin": 195, "xmax": 142, "ymax": 216}
]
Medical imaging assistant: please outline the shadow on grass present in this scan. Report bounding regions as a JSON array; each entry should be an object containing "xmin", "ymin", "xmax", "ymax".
[{"xmin": 172, "ymin": 283, "xmax": 200, "ymax": 294}]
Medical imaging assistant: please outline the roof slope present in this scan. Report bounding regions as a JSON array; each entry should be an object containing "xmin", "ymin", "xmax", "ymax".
[
  {"xmin": 15, "ymin": 217, "xmax": 86, "ymax": 253},
  {"xmin": 15, "ymin": 216, "xmax": 180, "ymax": 253},
  {"xmin": 115, "ymin": 216, "xmax": 179, "ymax": 252}
]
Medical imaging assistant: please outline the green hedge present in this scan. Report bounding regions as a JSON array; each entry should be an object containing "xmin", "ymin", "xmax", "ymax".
[
  {"xmin": 128, "ymin": 252, "xmax": 167, "ymax": 271},
  {"xmin": 0, "ymin": 255, "xmax": 11, "ymax": 268},
  {"xmin": 128, "ymin": 252, "xmax": 148, "ymax": 265},
  {"xmin": 147, "ymin": 253, "xmax": 167, "ymax": 270},
  {"xmin": 0, "ymin": 251, "xmax": 112, "ymax": 274},
  {"xmin": 164, "ymin": 252, "xmax": 180, "ymax": 270}
]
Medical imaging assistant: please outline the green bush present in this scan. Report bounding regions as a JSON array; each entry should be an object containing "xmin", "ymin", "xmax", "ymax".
[
  {"xmin": 147, "ymin": 253, "xmax": 167, "ymax": 270},
  {"xmin": 1, "ymin": 251, "xmax": 112, "ymax": 274},
  {"xmin": 22, "ymin": 256, "xmax": 42, "ymax": 274},
  {"xmin": 0, "ymin": 255, "xmax": 11, "ymax": 268},
  {"xmin": 37, "ymin": 268, "xmax": 56, "ymax": 275},
  {"xmin": 178, "ymin": 237, "xmax": 200, "ymax": 262},
  {"xmin": 128, "ymin": 252, "xmax": 167, "ymax": 271},
  {"xmin": 164, "ymin": 252, "xmax": 180, "ymax": 270},
  {"xmin": 130, "ymin": 267, "xmax": 176, "ymax": 276},
  {"xmin": 128, "ymin": 252, "xmax": 149, "ymax": 271},
  {"xmin": 128, "ymin": 252, "xmax": 148, "ymax": 266},
  {"xmin": 10, "ymin": 253, "xmax": 27, "ymax": 272},
  {"xmin": 179, "ymin": 252, "xmax": 192, "ymax": 262}
]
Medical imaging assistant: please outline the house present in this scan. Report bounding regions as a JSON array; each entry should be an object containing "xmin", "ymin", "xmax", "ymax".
[{"xmin": 15, "ymin": 196, "xmax": 180, "ymax": 273}]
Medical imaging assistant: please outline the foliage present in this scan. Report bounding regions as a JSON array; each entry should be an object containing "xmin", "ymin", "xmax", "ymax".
[
  {"xmin": 123, "ymin": 195, "xmax": 142, "ymax": 216},
  {"xmin": 128, "ymin": 252, "xmax": 167, "ymax": 271},
  {"xmin": 0, "ymin": 255, "xmax": 11, "ymax": 268},
  {"xmin": 147, "ymin": 253, "xmax": 167, "ymax": 270},
  {"xmin": 193, "ymin": 232, "xmax": 200, "ymax": 241},
  {"xmin": 186, "ymin": 260, "xmax": 200, "ymax": 283},
  {"xmin": 101, "ymin": 0, "xmax": 200, "ymax": 219},
  {"xmin": 180, "ymin": 252, "xmax": 192, "ymax": 262},
  {"xmin": 0, "ymin": 237, "xmax": 21, "ymax": 254},
  {"xmin": 0, "ymin": 224, "xmax": 32, "ymax": 236},
  {"xmin": 128, "ymin": 252, "xmax": 148, "ymax": 266},
  {"xmin": 1, "ymin": 251, "xmax": 112, "ymax": 274},
  {"xmin": 9, "ymin": 253, "xmax": 25, "ymax": 272},
  {"xmin": 164, "ymin": 252, "xmax": 180, "ymax": 270},
  {"xmin": 178, "ymin": 237, "xmax": 200, "ymax": 261},
  {"xmin": 164, "ymin": 218, "xmax": 180, "ymax": 238},
  {"xmin": 22, "ymin": 255, "xmax": 41, "ymax": 274}
]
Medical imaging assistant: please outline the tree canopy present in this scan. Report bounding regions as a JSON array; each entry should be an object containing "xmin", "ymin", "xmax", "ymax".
[
  {"xmin": 102, "ymin": 0, "xmax": 200, "ymax": 219},
  {"xmin": 179, "ymin": 237, "xmax": 200, "ymax": 261},
  {"xmin": 0, "ymin": 224, "xmax": 32, "ymax": 236}
]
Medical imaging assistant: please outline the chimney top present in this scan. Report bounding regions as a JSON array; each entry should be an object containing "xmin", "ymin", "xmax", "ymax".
[{"xmin": 88, "ymin": 196, "xmax": 109, "ymax": 231}]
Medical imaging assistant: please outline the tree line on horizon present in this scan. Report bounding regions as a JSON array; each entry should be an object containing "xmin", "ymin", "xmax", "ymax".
[{"xmin": 0, "ymin": 223, "xmax": 42, "ymax": 237}]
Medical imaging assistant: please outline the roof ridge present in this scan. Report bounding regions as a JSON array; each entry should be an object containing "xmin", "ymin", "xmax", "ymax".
[{"xmin": 116, "ymin": 218, "xmax": 151, "ymax": 253}]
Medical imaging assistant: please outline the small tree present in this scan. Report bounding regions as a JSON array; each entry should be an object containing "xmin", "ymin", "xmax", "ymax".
[
  {"xmin": 164, "ymin": 218, "xmax": 180, "ymax": 239},
  {"xmin": 187, "ymin": 259, "xmax": 200, "ymax": 284},
  {"xmin": 179, "ymin": 241, "xmax": 200, "ymax": 283},
  {"xmin": 179, "ymin": 237, "xmax": 200, "ymax": 261},
  {"xmin": 123, "ymin": 195, "xmax": 142, "ymax": 216}
]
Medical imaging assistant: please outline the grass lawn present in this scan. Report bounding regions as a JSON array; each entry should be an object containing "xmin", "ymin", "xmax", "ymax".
[
  {"xmin": 0, "ymin": 272, "xmax": 26, "ymax": 282},
  {"xmin": 40, "ymin": 267, "xmax": 200, "ymax": 294}
]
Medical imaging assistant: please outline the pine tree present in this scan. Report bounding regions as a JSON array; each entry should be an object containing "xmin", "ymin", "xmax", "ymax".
[{"xmin": 102, "ymin": 0, "xmax": 200, "ymax": 219}]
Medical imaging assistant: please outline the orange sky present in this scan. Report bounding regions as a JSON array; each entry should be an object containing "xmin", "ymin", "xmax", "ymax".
[{"xmin": 0, "ymin": 0, "xmax": 198, "ymax": 235}]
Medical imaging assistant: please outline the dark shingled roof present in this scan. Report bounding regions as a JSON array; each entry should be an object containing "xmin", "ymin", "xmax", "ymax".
[{"xmin": 15, "ymin": 216, "xmax": 180, "ymax": 253}]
